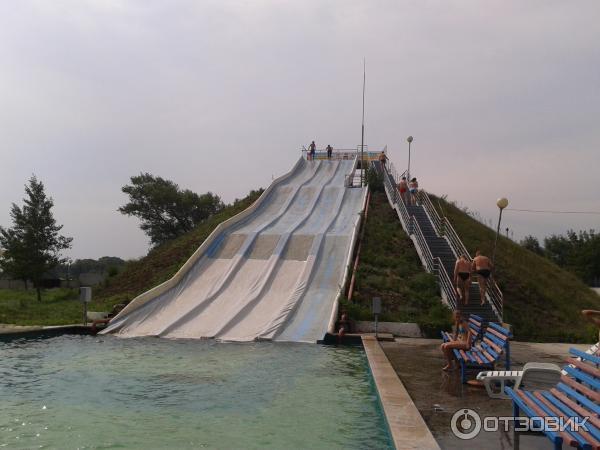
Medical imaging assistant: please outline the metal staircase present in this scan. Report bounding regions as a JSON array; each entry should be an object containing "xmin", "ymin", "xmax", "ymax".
[{"xmin": 374, "ymin": 160, "xmax": 503, "ymax": 323}]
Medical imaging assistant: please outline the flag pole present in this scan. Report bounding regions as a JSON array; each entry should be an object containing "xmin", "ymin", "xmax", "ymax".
[{"xmin": 360, "ymin": 58, "xmax": 366, "ymax": 187}]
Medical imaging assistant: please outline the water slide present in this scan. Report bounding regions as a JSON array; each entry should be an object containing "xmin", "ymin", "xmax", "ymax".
[{"xmin": 102, "ymin": 157, "xmax": 367, "ymax": 343}]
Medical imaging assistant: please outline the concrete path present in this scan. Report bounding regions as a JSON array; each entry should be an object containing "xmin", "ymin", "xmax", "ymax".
[
  {"xmin": 362, "ymin": 336, "xmax": 440, "ymax": 450},
  {"xmin": 381, "ymin": 338, "xmax": 590, "ymax": 450}
]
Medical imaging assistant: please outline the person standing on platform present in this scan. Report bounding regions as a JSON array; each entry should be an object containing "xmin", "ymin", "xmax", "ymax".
[
  {"xmin": 308, "ymin": 141, "xmax": 316, "ymax": 161},
  {"xmin": 326, "ymin": 144, "xmax": 333, "ymax": 159},
  {"xmin": 378, "ymin": 151, "xmax": 388, "ymax": 169}
]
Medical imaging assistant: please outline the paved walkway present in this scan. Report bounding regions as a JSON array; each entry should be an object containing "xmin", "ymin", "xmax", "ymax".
[
  {"xmin": 362, "ymin": 336, "xmax": 439, "ymax": 449},
  {"xmin": 382, "ymin": 338, "xmax": 590, "ymax": 450}
]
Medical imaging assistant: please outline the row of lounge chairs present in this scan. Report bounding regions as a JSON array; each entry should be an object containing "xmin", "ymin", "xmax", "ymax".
[{"xmin": 446, "ymin": 314, "xmax": 600, "ymax": 449}]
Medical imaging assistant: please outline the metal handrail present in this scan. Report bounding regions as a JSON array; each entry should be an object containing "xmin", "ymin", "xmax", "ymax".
[
  {"xmin": 434, "ymin": 256, "xmax": 459, "ymax": 310},
  {"xmin": 418, "ymin": 189, "xmax": 503, "ymax": 321},
  {"xmin": 412, "ymin": 218, "xmax": 436, "ymax": 273},
  {"xmin": 378, "ymin": 162, "xmax": 461, "ymax": 310},
  {"xmin": 419, "ymin": 191, "xmax": 444, "ymax": 236},
  {"xmin": 412, "ymin": 218, "xmax": 459, "ymax": 309},
  {"xmin": 380, "ymin": 161, "xmax": 503, "ymax": 320}
]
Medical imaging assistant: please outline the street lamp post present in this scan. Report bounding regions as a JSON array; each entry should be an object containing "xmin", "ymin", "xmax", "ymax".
[
  {"xmin": 492, "ymin": 197, "xmax": 509, "ymax": 265},
  {"xmin": 407, "ymin": 136, "xmax": 413, "ymax": 179}
]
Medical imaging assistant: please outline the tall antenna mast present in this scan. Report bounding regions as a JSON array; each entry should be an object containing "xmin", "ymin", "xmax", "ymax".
[{"xmin": 360, "ymin": 58, "xmax": 366, "ymax": 187}]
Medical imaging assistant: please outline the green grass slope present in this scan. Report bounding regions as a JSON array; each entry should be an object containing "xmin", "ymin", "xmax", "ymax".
[
  {"xmin": 97, "ymin": 190, "xmax": 263, "ymax": 304},
  {"xmin": 431, "ymin": 194, "xmax": 600, "ymax": 342},
  {"xmin": 342, "ymin": 191, "xmax": 451, "ymax": 336},
  {"xmin": 0, "ymin": 190, "xmax": 262, "ymax": 326}
]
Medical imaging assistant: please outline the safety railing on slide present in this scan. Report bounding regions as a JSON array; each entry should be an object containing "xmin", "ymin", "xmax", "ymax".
[{"xmin": 417, "ymin": 191, "xmax": 503, "ymax": 321}]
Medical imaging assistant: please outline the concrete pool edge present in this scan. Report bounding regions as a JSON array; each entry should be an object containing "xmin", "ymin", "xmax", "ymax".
[{"xmin": 362, "ymin": 336, "xmax": 440, "ymax": 450}]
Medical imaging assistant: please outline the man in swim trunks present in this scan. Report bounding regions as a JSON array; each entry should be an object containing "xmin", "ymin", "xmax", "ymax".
[
  {"xmin": 472, "ymin": 250, "xmax": 493, "ymax": 305},
  {"xmin": 453, "ymin": 255, "xmax": 472, "ymax": 305}
]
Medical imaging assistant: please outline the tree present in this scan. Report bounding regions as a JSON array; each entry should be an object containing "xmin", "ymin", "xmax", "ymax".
[
  {"xmin": 0, "ymin": 176, "xmax": 73, "ymax": 301},
  {"xmin": 119, "ymin": 173, "xmax": 224, "ymax": 246},
  {"xmin": 520, "ymin": 235, "xmax": 544, "ymax": 256},
  {"xmin": 544, "ymin": 229, "xmax": 600, "ymax": 285}
]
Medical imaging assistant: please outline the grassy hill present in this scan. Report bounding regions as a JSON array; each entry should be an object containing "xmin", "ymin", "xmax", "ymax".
[
  {"xmin": 0, "ymin": 190, "xmax": 262, "ymax": 326},
  {"xmin": 431, "ymin": 194, "xmax": 600, "ymax": 342},
  {"xmin": 96, "ymin": 190, "xmax": 263, "ymax": 305}
]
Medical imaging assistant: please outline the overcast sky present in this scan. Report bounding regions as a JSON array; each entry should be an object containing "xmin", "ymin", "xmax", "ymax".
[{"xmin": 1, "ymin": 1, "xmax": 599, "ymax": 260}]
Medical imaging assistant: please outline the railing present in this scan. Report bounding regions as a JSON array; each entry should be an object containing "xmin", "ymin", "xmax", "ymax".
[
  {"xmin": 378, "ymin": 161, "xmax": 459, "ymax": 310},
  {"xmin": 344, "ymin": 155, "xmax": 360, "ymax": 188},
  {"xmin": 417, "ymin": 189, "xmax": 504, "ymax": 321},
  {"xmin": 435, "ymin": 257, "xmax": 459, "ymax": 310},
  {"xmin": 301, "ymin": 146, "xmax": 382, "ymax": 162},
  {"xmin": 378, "ymin": 160, "xmax": 503, "ymax": 321},
  {"xmin": 411, "ymin": 217, "xmax": 436, "ymax": 273}
]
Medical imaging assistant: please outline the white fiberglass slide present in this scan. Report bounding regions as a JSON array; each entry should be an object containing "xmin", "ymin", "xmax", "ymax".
[{"xmin": 102, "ymin": 158, "xmax": 366, "ymax": 343}]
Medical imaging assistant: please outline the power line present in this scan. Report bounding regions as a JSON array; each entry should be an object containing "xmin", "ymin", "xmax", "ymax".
[{"xmin": 506, "ymin": 208, "xmax": 600, "ymax": 215}]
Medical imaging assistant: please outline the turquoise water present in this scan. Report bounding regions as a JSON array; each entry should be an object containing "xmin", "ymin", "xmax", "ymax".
[{"xmin": 0, "ymin": 335, "xmax": 392, "ymax": 449}]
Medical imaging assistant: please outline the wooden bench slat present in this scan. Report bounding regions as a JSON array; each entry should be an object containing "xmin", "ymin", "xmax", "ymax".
[
  {"xmin": 570, "ymin": 348, "xmax": 600, "ymax": 365},
  {"xmin": 506, "ymin": 388, "xmax": 564, "ymax": 446},
  {"xmin": 564, "ymin": 367, "xmax": 600, "ymax": 394},
  {"xmin": 550, "ymin": 388, "xmax": 600, "ymax": 429},
  {"xmin": 558, "ymin": 381, "xmax": 600, "ymax": 414},
  {"xmin": 516, "ymin": 390, "xmax": 577, "ymax": 447},
  {"xmin": 539, "ymin": 391, "xmax": 600, "ymax": 445},
  {"xmin": 482, "ymin": 337, "xmax": 503, "ymax": 354},
  {"xmin": 485, "ymin": 332, "xmax": 507, "ymax": 348},
  {"xmin": 487, "ymin": 321, "xmax": 511, "ymax": 336},
  {"xmin": 479, "ymin": 342, "xmax": 500, "ymax": 360},
  {"xmin": 567, "ymin": 358, "xmax": 600, "ymax": 379},
  {"xmin": 533, "ymin": 391, "xmax": 600, "ymax": 449}
]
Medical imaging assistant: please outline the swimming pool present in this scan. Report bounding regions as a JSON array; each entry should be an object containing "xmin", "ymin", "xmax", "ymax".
[{"xmin": 0, "ymin": 335, "xmax": 392, "ymax": 449}]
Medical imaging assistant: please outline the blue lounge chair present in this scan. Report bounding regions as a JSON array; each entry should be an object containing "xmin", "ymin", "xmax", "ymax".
[
  {"xmin": 453, "ymin": 322, "xmax": 512, "ymax": 383},
  {"xmin": 506, "ymin": 347, "xmax": 600, "ymax": 450},
  {"xmin": 441, "ymin": 313, "xmax": 484, "ymax": 345}
]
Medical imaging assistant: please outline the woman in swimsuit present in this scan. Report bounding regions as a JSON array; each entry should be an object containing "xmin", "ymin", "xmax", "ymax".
[
  {"xmin": 453, "ymin": 255, "xmax": 472, "ymax": 305},
  {"xmin": 441, "ymin": 310, "xmax": 471, "ymax": 371}
]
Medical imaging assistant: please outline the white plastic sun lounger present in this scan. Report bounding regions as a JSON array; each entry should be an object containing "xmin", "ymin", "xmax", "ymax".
[{"xmin": 476, "ymin": 342, "xmax": 599, "ymax": 399}]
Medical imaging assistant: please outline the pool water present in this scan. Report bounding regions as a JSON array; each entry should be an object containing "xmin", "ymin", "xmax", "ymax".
[{"xmin": 0, "ymin": 335, "xmax": 392, "ymax": 449}]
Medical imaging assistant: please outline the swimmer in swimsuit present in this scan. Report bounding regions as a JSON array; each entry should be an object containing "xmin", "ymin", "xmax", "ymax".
[
  {"xmin": 398, "ymin": 177, "xmax": 408, "ymax": 204},
  {"xmin": 441, "ymin": 310, "xmax": 472, "ymax": 371},
  {"xmin": 453, "ymin": 255, "xmax": 472, "ymax": 305},
  {"xmin": 472, "ymin": 250, "xmax": 493, "ymax": 305}
]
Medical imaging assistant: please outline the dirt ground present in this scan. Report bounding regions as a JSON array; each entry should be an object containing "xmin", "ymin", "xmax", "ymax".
[{"xmin": 382, "ymin": 338, "xmax": 590, "ymax": 449}]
